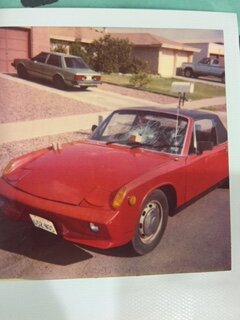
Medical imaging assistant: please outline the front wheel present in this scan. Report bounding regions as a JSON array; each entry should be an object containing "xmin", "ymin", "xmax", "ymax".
[
  {"xmin": 131, "ymin": 190, "xmax": 169, "ymax": 255},
  {"xmin": 17, "ymin": 65, "xmax": 28, "ymax": 79}
]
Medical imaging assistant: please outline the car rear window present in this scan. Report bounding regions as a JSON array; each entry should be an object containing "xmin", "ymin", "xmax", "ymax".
[
  {"xmin": 32, "ymin": 52, "xmax": 48, "ymax": 63},
  {"xmin": 64, "ymin": 57, "xmax": 88, "ymax": 69}
]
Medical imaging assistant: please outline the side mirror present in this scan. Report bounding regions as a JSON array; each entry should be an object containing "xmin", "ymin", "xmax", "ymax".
[
  {"xmin": 197, "ymin": 141, "xmax": 213, "ymax": 154},
  {"xmin": 91, "ymin": 125, "xmax": 98, "ymax": 132}
]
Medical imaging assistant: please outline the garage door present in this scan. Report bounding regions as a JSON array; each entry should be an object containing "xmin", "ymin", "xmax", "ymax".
[
  {"xmin": 175, "ymin": 51, "xmax": 189, "ymax": 68},
  {"xmin": 0, "ymin": 28, "xmax": 30, "ymax": 73},
  {"xmin": 158, "ymin": 49, "xmax": 175, "ymax": 77}
]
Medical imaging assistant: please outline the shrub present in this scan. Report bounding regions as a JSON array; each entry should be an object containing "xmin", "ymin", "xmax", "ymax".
[{"xmin": 129, "ymin": 72, "xmax": 151, "ymax": 88}]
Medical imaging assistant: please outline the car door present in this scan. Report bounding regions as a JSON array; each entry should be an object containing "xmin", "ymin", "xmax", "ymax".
[
  {"xmin": 27, "ymin": 52, "xmax": 49, "ymax": 79},
  {"xmin": 195, "ymin": 58, "xmax": 211, "ymax": 75},
  {"xmin": 44, "ymin": 54, "xmax": 63, "ymax": 80},
  {"xmin": 185, "ymin": 118, "xmax": 228, "ymax": 202},
  {"xmin": 209, "ymin": 59, "xmax": 222, "ymax": 77}
]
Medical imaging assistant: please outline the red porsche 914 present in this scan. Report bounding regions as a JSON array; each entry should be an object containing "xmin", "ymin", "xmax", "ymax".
[{"xmin": 0, "ymin": 107, "xmax": 228, "ymax": 255}]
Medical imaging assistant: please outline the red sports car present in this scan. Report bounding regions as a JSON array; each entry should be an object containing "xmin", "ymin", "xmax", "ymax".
[{"xmin": 0, "ymin": 107, "xmax": 228, "ymax": 255}]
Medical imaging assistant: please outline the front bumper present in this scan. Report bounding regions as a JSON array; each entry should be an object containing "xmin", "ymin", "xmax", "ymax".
[{"xmin": 0, "ymin": 178, "xmax": 132, "ymax": 249}]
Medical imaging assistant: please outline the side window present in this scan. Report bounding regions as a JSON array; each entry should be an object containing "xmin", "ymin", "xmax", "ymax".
[
  {"xmin": 199, "ymin": 58, "xmax": 210, "ymax": 65},
  {"xmin": 32, "ymin": 52, "xmax": 48, "ymax": 63},
  {"xmin": 189, "ymin": 133, "xmax": 196, "ymax": 154},
  {"xmin": 46, "ymin": 55, "xmax": 62, "ymax": 67},
  {"xmin": 189, "ymin": 119, "xmax": 217, "ymax": 154}
]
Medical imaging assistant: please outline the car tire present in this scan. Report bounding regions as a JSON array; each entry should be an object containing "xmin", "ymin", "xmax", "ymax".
[
  {"xmin": 184, "ymin": 68, "xmax": 193, "ymax": 78},
  {"xmin": 131, "ymin": 189, "xmax": 169, "ymax": 255},
  {"xmin": 80, "ymin": 86, "xmax": 88, "ymax": 91},
  {"xmin": 221, "ymin": 73, "xmax": 225, "ymax": 83},
  {"xmin": 17, "ymin": 65, "xmax": 28, "ymax": 80},
  {"xmin": 219, "ymin": 177, "xmax": 229, "ymax": 189},
  {"xmin": 53, "ymin": 75, "xmax": 66, "ymax": 90}
]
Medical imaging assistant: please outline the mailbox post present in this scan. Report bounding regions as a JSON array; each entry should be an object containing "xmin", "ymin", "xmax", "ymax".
[
  {"xmin": 171, "ymin": 82, "xmax": 194, "ymax": 108},
  {"xmin": 171, "ymin": 82, "xmax": 195, "ymax": 139}
]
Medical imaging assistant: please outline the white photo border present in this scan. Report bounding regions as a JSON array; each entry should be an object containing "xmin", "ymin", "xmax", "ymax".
[{"xmin": 0, "ymin": 8, "xmax": 240, "ymax": 320}]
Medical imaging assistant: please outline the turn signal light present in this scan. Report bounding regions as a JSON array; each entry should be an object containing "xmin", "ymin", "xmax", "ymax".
[
  {"xmin": 92, "ymin": 75, "xmax": 101, "ymax": 81},
  {"xmin": 128, "ymin": 196, "xmax": 137, "ymax": 206},
  {"xmin": 2, "ymin": 160, "xmax": 15, "ymax": 176},
  {"xmin": 2, "ymin": 149, "xmax": 47, "ymax": 177},
  {"xmin": 112, "ymin": 187, "xmax": 128, "ymax": 209}
]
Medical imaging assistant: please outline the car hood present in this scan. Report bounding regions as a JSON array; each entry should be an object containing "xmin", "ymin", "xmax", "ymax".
[{"xmin": 6, "ymin": 141, "xmax": 171, "ymax": 205}]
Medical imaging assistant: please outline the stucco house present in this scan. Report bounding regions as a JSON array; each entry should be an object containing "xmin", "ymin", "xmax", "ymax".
[
  {"xmin": 49, "ymin": 28, "xmax": 200, "ymax": 77},
  {"xmin": 110, "ymin": 33, "xmax": 199, "ymax": 77},
  {"xmin": 49, "ymin": 27, "xmax": 105, "ymax": 51},
  {"xmin": 1, "ymin": 26, "xmax": 199, "ymax": 77}
]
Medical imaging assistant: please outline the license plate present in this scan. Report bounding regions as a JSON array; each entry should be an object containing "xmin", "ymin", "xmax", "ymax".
[
  {"xmin": 30, "ymin": 214, "xmax": 57, "ymax": 235},
  {"xmin": 86, "ymin": 75, "xmax": 92, "ymax": 80}
]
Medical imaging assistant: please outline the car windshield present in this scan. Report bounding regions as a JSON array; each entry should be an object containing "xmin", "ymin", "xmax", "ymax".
[
  {"xmin": 91, "ymin": 110, "xmax": 188, "ymax": 155},
  {"xmin": 64, "ymin": 57, "xmax": 89, "ymax": 69}
]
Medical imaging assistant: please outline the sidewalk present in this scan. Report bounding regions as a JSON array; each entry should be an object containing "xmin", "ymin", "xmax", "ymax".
[
  {"xmin": 0, "ymin": 112, "xmax": 109, "ymax": 144},
  {"xmin": 0, "ymin": 95, "xmax": 226, "ymax": 144},
  {"xmin": 0, "ymin": 73, "xmax": 226, "ymax": 143}
]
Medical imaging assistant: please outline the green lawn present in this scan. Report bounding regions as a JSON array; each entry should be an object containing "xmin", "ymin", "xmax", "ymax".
[{"xmin": 102, "ymin": 74, "xmax": 225, "ymax": 101}]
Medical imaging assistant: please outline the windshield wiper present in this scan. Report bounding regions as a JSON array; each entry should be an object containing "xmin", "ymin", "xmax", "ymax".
[
  {"xmin": 130, "ymin": 142, "xmax": 183, "ymax": 150},
  {"xmin": 106, "ymin": 140, "xmax": 156, "ymax": 148},
  {"xmin": 106, "ymin": 140, "xmax": 129, "ymax": 145},
  {"xmin": 128, "ymin": 141, "xmax": 157, "ymax": 149},
  {"xmin": 106, "ymin": 140, "xmax": 183, "ymax": 150}
]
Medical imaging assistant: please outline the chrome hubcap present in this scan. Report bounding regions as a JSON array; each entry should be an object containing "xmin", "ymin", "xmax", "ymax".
[{"xmin": 139, "ymin": 200, "xmax": 163, "ymax": 244}]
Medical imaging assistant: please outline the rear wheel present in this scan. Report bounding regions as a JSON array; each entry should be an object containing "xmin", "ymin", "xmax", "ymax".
[
  {"xmin": 219, "ymin": 177, "xmax": 229, "ymax": 189},
  {"xmin": 53, "ymin": 75, "xmax": 66, "ymax": 90},
  {"xmin": 131, "ymin": 190, "xmax": 169, "ymax": 255},
  {"xmin": 17, "ymin": 64, "xmax": 28, "ymax": 79},
  {"xmin": 184, "ymin": 68, "xmax": 193, "ymax": 78},
  {"xmin": 221, "ymin": 73, "xmax": 225, "ymax": 83},
  {"xmin": 80, "ymin": 86, "xmax": 88, "ymax": 91}
]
